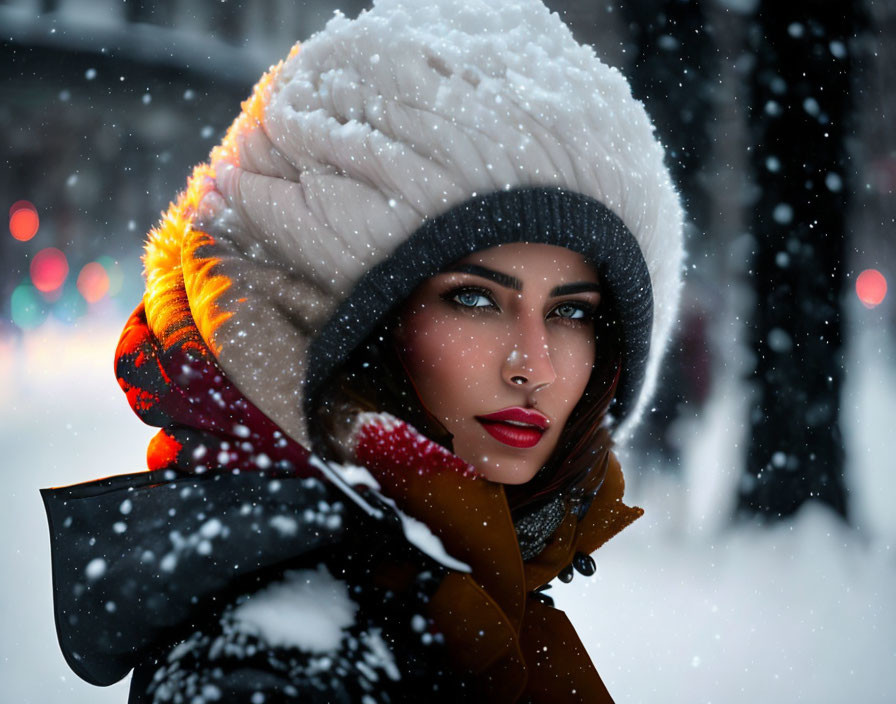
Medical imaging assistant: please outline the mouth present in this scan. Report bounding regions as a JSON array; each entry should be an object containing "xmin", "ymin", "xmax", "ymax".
[{"xmin": 475, "ymin": 407, "xmax": 549, "ymax": 449}]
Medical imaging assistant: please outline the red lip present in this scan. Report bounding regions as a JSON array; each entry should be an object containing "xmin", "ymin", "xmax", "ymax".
[
  {"xmin": 476, "ymin": 407, "xmax": 549, "ymax": 429},
  {"xmin": 475, "ymin": 407, "xmax": 549, "ymax": 449}
]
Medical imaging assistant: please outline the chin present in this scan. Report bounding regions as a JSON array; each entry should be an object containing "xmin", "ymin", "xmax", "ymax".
[
  {"xmin": 473, "ymin": 457, "xmax": 542, "ymax": 485},
  {"xmin": 451, "ymin": 428, "xmax": 553, "ymax": 485}
]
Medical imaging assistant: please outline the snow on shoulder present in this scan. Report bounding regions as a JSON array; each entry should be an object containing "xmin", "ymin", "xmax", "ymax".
[
  {"xmin": 232, "ymin": 565, "xmax": 358, "ymax": 653},
  {"xmin": 310, "ymin": 454, "xmax": 472, "ymax": 573}
]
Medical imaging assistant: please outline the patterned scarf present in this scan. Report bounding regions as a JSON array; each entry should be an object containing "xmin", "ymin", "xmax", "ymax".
[{"xmin": 115, "ymin": 302, "xmax": 312, "ymax": 477}]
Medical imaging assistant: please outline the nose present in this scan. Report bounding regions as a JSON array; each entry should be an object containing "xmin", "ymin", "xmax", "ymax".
[{"xmin": 501, "ymin": 316, "xmax": 557, "ymax": 393}]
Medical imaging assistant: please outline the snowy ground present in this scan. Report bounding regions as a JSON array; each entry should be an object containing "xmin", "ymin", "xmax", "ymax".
[{"xmin": 2, "ymin": 315, "xmax": 894, "ymax": 703}]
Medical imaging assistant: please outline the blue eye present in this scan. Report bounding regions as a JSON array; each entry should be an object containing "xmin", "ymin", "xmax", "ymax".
[
  {"xmin": 445, "ymin": 287, "xmax": 495, "ymax": 309},
  {"xmin": 552, "ymin": 302, "xmax": 592, "ymax": 321},
  {"xmin": 456, "ymin": 292, "xmax": 489, "ymax": 307}
]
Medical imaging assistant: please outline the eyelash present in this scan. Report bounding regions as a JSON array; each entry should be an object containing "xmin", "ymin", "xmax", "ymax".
[
  {"xmin": 441, "ymin": 286, "xmax": 497, "ymax": 312},
  {"xmin": 440, "ymin": 286, "xmax": 596, "ymax": 324},
  {"xmin": 551, "ymin": 301, "xmax": 595, "ymax": 323}
]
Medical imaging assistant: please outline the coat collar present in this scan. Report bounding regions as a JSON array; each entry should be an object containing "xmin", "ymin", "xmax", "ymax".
[{"xmin": 365, "ymin": 439, "xmax": 641, "ymax": 702}]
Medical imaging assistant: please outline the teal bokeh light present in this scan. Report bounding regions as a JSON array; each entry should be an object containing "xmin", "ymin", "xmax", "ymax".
[
  {"xmin": 51, "ymin": 283, "xmax": 88, "ymax": 324},
  {"xmin": 11, "ymin": 284, "xmax": 49, "ymax": 329}
]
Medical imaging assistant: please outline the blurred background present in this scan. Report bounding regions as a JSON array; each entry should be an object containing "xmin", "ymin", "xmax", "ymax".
[{"xmin": 2, "ymin": 0, "xmax": 894, "ymax": 701}]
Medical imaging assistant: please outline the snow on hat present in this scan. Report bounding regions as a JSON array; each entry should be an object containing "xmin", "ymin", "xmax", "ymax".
[{"xmin": 142, "ymin": 0, "xmax": 684, "ymax": 448}]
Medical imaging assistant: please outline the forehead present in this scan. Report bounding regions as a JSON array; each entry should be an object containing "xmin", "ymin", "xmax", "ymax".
[{"xmin": 456, "ymin": 242, "xmax": 597, "ymax": 282}]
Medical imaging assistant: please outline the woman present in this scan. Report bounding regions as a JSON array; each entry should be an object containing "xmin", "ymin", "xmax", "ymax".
[{"xmin": 42, "ymin": 0, "xmax": 683, "ymax": 701}]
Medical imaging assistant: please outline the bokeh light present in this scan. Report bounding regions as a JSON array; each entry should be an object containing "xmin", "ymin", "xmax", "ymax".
[
  {"xmin": 10, "ymin": 284, "xmax": 49, "ymax": 329},
  {"xmin": 77, "ymin": 262, "xmax": 110, "ymax": 303},
  {"xmin": 96, "ymin": 255, "xmax": 124, "ymax": 297},
  {"xmin": 856, "ymin": 269, "xmax": 887, "ymax": 309},
  {"xmin": 51, "ymin": 284, "xmax": 88, "ymax": 323},
  {"xmin": 9, "ymin": 200, "xmax": 39, "ymax": 242},
  {"xmin": 30, "ymin": 247, "xmax": 69, "ymax": 293}
]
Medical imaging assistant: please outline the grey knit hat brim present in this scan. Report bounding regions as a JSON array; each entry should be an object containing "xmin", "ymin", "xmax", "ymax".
[{"xmin": 305, "ymin": 186, "xmax": 652, "ymax": 426}]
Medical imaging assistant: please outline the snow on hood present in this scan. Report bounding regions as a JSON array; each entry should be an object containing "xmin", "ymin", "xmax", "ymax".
[{"xmin": 140, "ymin": 0, "xmax": 682, "ymax": 450}]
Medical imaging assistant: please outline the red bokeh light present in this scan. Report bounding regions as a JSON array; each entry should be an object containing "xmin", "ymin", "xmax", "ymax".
[
  {"xmin": 30, "ymin": 247, "xmax": 69, "ymax": 293},
  {"xmin": 77, "ymin": 262, "xmax": 110, "ymax": 303},
  {"xmin": 856, "ymin": 269, "xmax": 887, "ymax": 309},
  {"xmin": 9, "ymin": 200, "xmax": 39, "ymax": 241}
]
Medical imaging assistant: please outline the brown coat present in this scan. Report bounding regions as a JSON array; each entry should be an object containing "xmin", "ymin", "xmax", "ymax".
[{"xmin": 371, "ymin": 447, "xmax": 643, "ymax": 702}]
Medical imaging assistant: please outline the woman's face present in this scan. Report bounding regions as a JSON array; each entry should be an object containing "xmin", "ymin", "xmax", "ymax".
[{"xmin": 396, "ymin": 242, "xmax": 599, "ymax": 484}]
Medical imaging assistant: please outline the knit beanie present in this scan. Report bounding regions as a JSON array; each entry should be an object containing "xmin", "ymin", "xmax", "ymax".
[{"xmin": 141, "ymin": 0, "xmax": 684, "ymax": 448}]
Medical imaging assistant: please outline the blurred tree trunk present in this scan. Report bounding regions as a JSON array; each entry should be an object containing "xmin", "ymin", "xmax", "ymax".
[
  {"xmin": 620, "ymin": 0, "xmax": 714, "ymax": 237},
  {"xmin": 739, "ymin": 1, "xmax": 864, "ymax": 520},
  {"xmin": 619, "ymin": 0, "xmax": 716, "ymax": 465}
]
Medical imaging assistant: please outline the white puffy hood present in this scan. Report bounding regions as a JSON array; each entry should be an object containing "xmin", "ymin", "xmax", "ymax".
[{"xmin": 141, "ymin": 0, "xmax": 684, "ymax": 447}]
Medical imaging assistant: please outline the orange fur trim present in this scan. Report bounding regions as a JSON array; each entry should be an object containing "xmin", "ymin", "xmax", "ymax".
[
  {"xmin": 181, "ymin": 229, "xmax": 234, "ymax": 355},
  {"xmin": 143, "ymin": 164, "xmax": 217, "ymax": 353},
  {"xmin": 210, "ymin": 45, "xmax": 296, "ymax": 168},
  {"xmin": 141, "ymin": 47, "xmax": 295, "ymax": 355}
]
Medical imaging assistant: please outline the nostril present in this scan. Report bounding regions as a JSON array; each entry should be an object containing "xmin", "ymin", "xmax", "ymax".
[{"xmin": 510, "ymin": 375, "xmax": 527, "ymax": 385}]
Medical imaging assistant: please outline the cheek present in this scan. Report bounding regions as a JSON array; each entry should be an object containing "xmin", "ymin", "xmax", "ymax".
[
  {"xmin": 398, "ymin": 315, "xmax": 496, "ymax": 418},
  {"xmin": 554, "ymin": 334, "xmax": 596, "ymax": 402}
]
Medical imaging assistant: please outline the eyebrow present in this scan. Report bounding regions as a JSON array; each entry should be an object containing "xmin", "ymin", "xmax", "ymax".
[
  {"xmin": 444, "ymin": 264, "xmax": 521, "ymax": 290},
  {"xmin": 443, "ymin": 264, "xmax": 600, "ymax": 298},
  {"xmin": 550, "ymin": 282, "xmax": 601, "ymax": 297}
]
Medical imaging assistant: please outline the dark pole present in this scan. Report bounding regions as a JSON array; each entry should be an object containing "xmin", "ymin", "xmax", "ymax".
[{"xmin": 739, "ymin": 1, "xmax": 863, "ymax": 520}]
